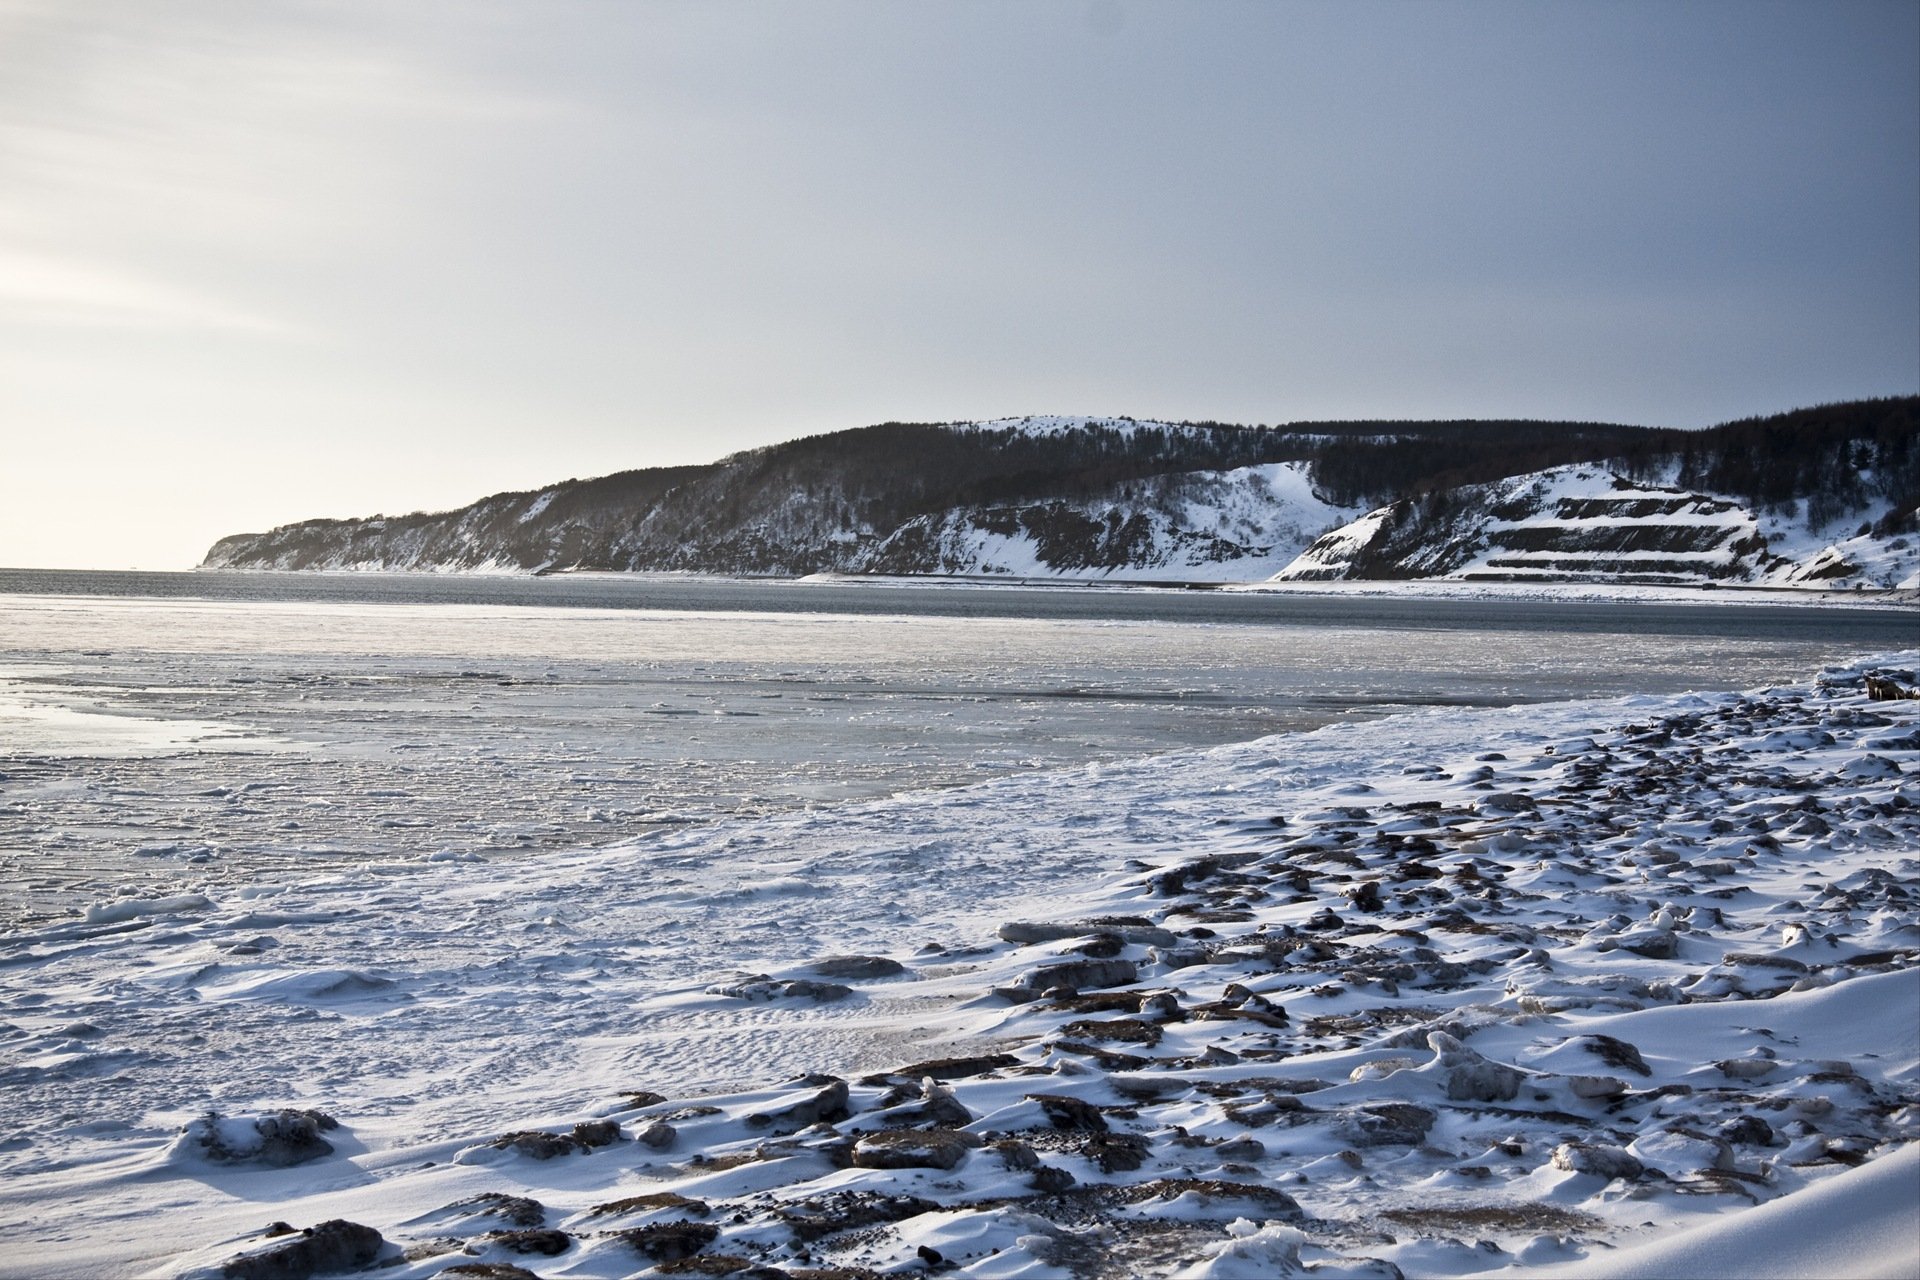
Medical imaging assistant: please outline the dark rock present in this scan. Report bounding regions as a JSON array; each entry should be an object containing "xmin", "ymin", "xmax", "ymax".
[
  {"xmin": 1552, "ymin": 1141, "xmax": 1644, "ymax": 1180},
  {"xmin": 775, "ymin": 1191, "xmax": 940, "ymax": 1242},
  {"xmin": 654, "ymin": 1256, "xmax": 780, "ymax": 1277},
  {"xmin": 1578, "ymin": 1034, "xmax": 1652, "ymax": 1077},
  {"xmin": 1138, "ymin": 991, "xmax": 1184, "ymax": 1021},
  {"xmin": 1616, "ymin": 930, "xmax": 1678, "ymax": 960},
  {"xmin": 1720, "ymin": 1116, "xmax": 1775, "ymax": 1147},
  {"xmin": 442, "ymin": 1265, "xmax": 544, "ymax": 1280},
  {"xmin": 1050, "ymin": 1040, "xmax": 1152, "ymax": 1071},
  {"xmin": 1479, "ymin": 792, "xmax": 1539, "ymax": 813},
  {"xmin": 589, "ymin": 1192, "xmax": 712, "ymax": 1219},
  {"xmin": 850, "ymin": 1128, "xmax": 979, "ymax": 1171},
  {"xmin": 620, "ymin": 1090, "xmax": 668, "ymax": 1109},
  {"xmin": 1027, "ymin": 1093, "xmax": 1108, "ymax": 1132},
  {"xmin": 1866, "ymin": 675, "xmax": 1920, "ymax": 701},
  {"xmin": 1332, "ymin": 1104, "xmax": 1435, "ymax": 1148},
  {"xmin": 709, "ymin": 976, "xmax": 854, "ymax": 1003},
  {"xmin": 1025, "ymin": 958, "xmax": 1138, "ymax": 994},
  {"xmin": 884, "ymin": 1079, "xmax": 973, "ymax": 1128},
  {"xmin": 1122, "ymin": 1178, "xmax": 1303, "ymax": 1217},
  {"xmin": 219, "ymin": 1219, "xmax": 384, "ymax": 1280},
  {"xmin": 999, "ymin": 920, "xmax": 1176, "ymax": 947},
  {"xmin": 488, "ymin": 1229, "xmax": 571, "ymax": 1257},
  {"xmin": 747, "ymin": 1075, "xmax": 850, "ymax": 1133},
  {"xmin": 570, "ymin": 1120, "xmax": 621, "ymax": 1149},
  {"xmin": 990, "ymin": 1139, "xmax": 1040, "ymax": 1170},
  {"xmin": 489, "ymin": 1131, "xmax": 583, "ymax": 1160},
  {"xmin": 1068, "ymin": 932, "xmax": 1125, "ymax": 959},
  {"xmin": 194, "ymin": 1109, "xmax": 339, "ymax": 1168},
  {"xmin": 808, "ymin": 955, "xmax": 908, "ymax": 980},
  {"xmin": 1087, "ymin": 1132, "xmax": 1151, "ymax": 1173},
  {"xmin": 622, "ymin": 1221, "xmax": 721, "ymax": 1262},
  {"xmin": 450, "ymin": 1193, "xmax": 546, "ymax": 1228},
  {"xmin": 1028, "ymin": 1165, "xmax": 1076, "ymax": 1192},
  {"xmin": 1223, "ymin": 1094, "xmax": 1308, "ymax": 1127},
  {"xmin": 1429, "ymin": 1031, "xmax": 1524, "ymax": 1102},
  {"xmin": 637, "ymin": 1120, "xmax": 677, "ymax": 1150},
  {"xmin": 1059, "ymin": 1017, "xmax": 1161, "ymax": 1045}
]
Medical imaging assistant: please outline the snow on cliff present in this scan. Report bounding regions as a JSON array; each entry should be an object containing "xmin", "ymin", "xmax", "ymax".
[
  {"xmin": 1273, "ymin": 464, "xmax": 1920, "ymax": 590},
  {"xmin": 855, "ymin": 462, "xmax": 1360, "ymax": 581}
]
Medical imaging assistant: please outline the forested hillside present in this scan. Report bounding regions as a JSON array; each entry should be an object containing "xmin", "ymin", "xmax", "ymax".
[
  {"xmin": 203, "ymin": 400, "xmax": 1917, "ymax": 588},
  {"xmin": 1276, "ymin": 398, "xmax": 1918, "ymax": 589}
]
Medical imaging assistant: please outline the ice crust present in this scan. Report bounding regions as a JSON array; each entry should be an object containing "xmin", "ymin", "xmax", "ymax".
[{"xmin": 0, "ymin": 653, "xmax": 1917, "ymax": 1278}]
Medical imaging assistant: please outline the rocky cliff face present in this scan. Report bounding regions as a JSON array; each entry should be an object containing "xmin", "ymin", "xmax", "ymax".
[
  {"xmin": 1272, "ymin": 464, "xmax": 1920, "ymax": 589},
  {"xmin": 202, "ymin": 419, "xmax": 1371, "ymax": 580},
  {"xmin": 203, "ymin": 401, "xmax": 1919, "ymax": 589}
]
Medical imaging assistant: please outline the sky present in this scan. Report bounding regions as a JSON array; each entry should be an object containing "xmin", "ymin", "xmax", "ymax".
[{"xmin": 1, "ymin": 1, "xmax": 1916, "ymax": 570}]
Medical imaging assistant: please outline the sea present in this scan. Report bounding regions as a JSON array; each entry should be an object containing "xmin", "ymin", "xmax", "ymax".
[{"xmin": 1, "ymin": 568, "xmax": 1912, "ymax": 925}]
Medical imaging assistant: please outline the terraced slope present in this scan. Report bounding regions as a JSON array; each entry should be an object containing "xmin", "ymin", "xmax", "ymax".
[{"xmin": 1275, "ymin": 464, "xmax": 1919, "ymax": 588}]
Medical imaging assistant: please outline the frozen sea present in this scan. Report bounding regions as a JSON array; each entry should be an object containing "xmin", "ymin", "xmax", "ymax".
[
  {"xmin": 3, "ymin": 570, "xmax": 1919, "ymax": 1278},
  {"xmin": 0, "ymin": 568, "xmax": 1911, "ymax": 926}
]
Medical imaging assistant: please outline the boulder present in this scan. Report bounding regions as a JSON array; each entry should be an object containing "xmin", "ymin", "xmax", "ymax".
[
  {"xmin": 447, "ymin": 1193, "xmax": 545, "ymax": 1228},
  {"xmin": 486, "ymin": 1229, "xmax": 571, "ymax": 1257},
  {"xmin": 850, "ymin": 1128, "xmax": 979, "ymax": 1171},
  {"xmin": 707, "ymin": 975, "xmax": 853, "ymax": 1003},
  {"xmin": 1026, "ymin": 1093, "xmax": 1109, "ymax": 1132},
  {"xmin": 219, "ymin": 1220, "xmax": 384, "ymax": 1280},
  {"xmin": 570, "ymin": 1120, "xmax": 621, "ymax": 1149},
  {"xmin": 1330, "ymin": 1104, "xmax": 1435, "ymax": 1149},
  {"xmin": 807, "ymin": 955, "xmax": 908, "ymax": 980},
  {"xmin": 774, "ymin": 1191, "xmax": 940, "ymax": 1242},
  {"xmin": 1552, "ymin": 1141, "xmax": 1644, "ymax": 1181},
  {"xmin": 1428, "ymin": 1031, "xmax": 1524, "ymax": 1102},
  {"xmin": 1023, "ymin": 958, "xmax": 1139, "ymax": 994},
  {"xmin": 189, "ymin": 1109, "xmax": 339, "ymax": 1168},
  {"xmin": 861, "ymin": 1053, "xmax": 1018, "ymax": 1085},
  {"xmin": 620, "ymin": 1221, "xmax": 719, "ymax": 1263},
  {"xmin": 1865, "ymin": 675, "xmax": 1919, "ymax": 701},
  {"xmin": 1577, "ymin": 1034, "xmax": 1651, "ymax": 1077},
  {"xmin": 883, "ymin": 1078, "xmax": 972, "ymax": 1128},
  {"xmin": 746, "ymin": 1075, "xmax": 850, "ymax": 1133},
  {"xmin": 999, "ymin": 920, "xmax": 1177, "ymax": 947}
]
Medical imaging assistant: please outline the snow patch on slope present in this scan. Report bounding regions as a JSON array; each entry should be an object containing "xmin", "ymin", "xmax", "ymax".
[
  {"xmin": 857, "ymin": 462, "xmax": 1360, "ymax": 580},
  {"xmin": 1273, "ymin": 463, "xmax": 1917, "ymax": 590}
]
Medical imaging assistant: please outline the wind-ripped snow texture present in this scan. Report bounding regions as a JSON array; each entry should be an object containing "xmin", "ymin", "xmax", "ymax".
[{"xmin": 1, "ymin": 656, "xmax": 1917, "ymax": 1279}]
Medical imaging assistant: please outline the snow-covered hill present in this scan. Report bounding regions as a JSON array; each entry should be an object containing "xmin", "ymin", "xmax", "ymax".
[
  {"xmin": 1273, "ymin": 464, "xmax": 1920, "ymax": 590},
  {"xmin": 202, "ymin": 400, "xmax": 1918, "ymax": 591},
  {"xmin": 202, "ymin": 419, "xmax": 1371, "ymax": 581},
  {"xmin": 854, "ymin": 463, "xmax": 1360, "ymax": 581}
]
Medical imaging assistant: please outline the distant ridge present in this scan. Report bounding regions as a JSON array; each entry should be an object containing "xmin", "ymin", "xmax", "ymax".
[{"xmin": 203, "ymin": 398, "xmax": 1919, "ymax": 591}]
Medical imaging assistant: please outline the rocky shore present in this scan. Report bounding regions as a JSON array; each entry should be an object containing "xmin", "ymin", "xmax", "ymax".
[{"xmin": 160, "ymin": 660, "xmax": 1920, "ymax": 1280}]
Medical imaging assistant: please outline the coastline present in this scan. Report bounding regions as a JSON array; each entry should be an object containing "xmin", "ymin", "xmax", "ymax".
[{"xmin": 2, "ymin": 651, "xmax": 1915, "ymax": 1277}]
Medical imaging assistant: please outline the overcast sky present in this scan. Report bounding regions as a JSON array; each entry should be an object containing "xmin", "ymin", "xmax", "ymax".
[{"xmin": 2, "ymin": 0, "xmax": 1916, "ymax": 569}]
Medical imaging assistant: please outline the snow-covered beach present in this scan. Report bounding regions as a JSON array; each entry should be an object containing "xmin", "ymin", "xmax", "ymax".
[{"xmin": 1, "ymin": 577, "xmax": 1916, "ymax": 1278}]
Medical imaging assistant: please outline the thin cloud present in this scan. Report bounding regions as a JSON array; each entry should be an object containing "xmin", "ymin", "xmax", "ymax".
[{"xmin": 0, "ymin": 246, "xmax": 297, "ymax": 333}]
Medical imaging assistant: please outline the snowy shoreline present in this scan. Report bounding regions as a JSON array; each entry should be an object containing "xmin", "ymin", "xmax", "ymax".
[
  {"xmin": 190, "ymin": 564, "xmax": 1920, "ymax": 611},
  {"xmin": 2, "ymin": 654, "xmax": 1917, "ymax": 1278}
]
